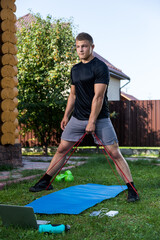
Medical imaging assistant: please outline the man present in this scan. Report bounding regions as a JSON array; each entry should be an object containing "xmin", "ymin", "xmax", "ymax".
[{"xmin": 29, "ymin": 32, "xmax": 139, "ymax": 202}]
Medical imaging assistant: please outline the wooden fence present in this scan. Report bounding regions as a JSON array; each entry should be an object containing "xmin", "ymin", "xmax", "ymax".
[
  {"xmin": 19, "ymin": 100, "xmax": 160, "ymax": 147},
  {"xmin": 109, "ymin": 100, "xmax": 160, "ymax": 146},
  {"xmin": 19, "ymin": 128, "xmax": 60, "ymax": 147}
]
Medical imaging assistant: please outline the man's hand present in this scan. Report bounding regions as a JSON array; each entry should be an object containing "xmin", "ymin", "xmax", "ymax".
[
  {"xmin": 85, "ymin": 122, "xmax": 96, "ymax": 134},
  {"xmin": 61, "ymin": 116, "xmax": 69, "ymax": 130}
]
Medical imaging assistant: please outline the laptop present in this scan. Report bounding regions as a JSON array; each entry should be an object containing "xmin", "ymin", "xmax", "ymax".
[{"xmin": 0, "ymin": 204, "xmax": 50, "ymax": 229}]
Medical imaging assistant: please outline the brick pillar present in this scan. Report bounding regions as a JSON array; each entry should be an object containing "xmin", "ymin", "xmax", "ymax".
[{"xmin": 0, "ymin": 0, "xmax": 22, "ymax": 167}]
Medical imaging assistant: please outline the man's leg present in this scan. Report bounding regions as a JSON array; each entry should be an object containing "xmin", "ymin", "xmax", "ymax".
[
  {"xmin": 106, "ymin": 142, "xmax": 139, "ymax": 202},
  {"xmin": 29, "ymin": 140, "xmax": 75, "ymax": 192},
  {"xmin": 106, "ymin": 142, "xmax": 132, "ymax": 183}
]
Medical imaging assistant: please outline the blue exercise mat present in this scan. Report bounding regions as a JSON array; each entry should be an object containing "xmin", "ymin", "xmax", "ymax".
[{"xmin": 26, "ymin": 184, "xmax": 127, "ymax": 215}]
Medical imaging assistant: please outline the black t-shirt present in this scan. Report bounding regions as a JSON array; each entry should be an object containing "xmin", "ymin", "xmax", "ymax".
[{"xmin": 71, "ymin": 57, "xmax": 110, "ymax": 120}]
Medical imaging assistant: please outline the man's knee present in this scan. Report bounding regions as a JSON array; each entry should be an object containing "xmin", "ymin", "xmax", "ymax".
[
  {"xmin": 57, "ymin": 140, "xmax": 74, "ymax": 155},
  {"xmin": 106, "ymin": 142, "xmax": 122, "ymax": 160},
  {"xmin": 57, "ymin": 143, "xmax": 68, "ymax": 155}
]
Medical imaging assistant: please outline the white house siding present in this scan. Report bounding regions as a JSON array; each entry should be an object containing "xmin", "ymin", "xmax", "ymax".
[{"xmin": 107, "ymin": 77, "xmax": 120, "ymax": 101}]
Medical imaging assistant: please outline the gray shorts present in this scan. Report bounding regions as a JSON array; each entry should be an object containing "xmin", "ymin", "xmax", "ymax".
[{"xmin": 61, "ymin": 116, "xmax": 118, "ymax": 146}]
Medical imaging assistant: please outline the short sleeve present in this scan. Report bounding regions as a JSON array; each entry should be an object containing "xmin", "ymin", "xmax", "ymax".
[{"xmin": 94, "ymin": 62, "xmax": 110, "ymax": 85}]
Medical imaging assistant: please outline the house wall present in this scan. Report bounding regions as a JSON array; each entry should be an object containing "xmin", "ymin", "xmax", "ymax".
[
  {"xmin": 0, "ymin": 0, "xmax": 22, "ymax": 166},
  {"xmin": 107, "ymin": 76, "xmax": 120, "ymax": 101}
]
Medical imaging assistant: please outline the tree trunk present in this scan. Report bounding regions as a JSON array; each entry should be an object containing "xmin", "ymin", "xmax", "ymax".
[{"xmin": 43, "ymin": 145, "xmax": 48, "ymax": 156}]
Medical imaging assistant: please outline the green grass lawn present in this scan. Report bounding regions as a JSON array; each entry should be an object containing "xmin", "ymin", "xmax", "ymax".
[{"xmin": 0, "ymin": 154, "xmax": 160, "ymax": 240}]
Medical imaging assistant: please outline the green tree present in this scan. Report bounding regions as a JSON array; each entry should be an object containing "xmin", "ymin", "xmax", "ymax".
[{"xmin": 17, "ymin": 13, "xmax": 78, "ymax": 155}]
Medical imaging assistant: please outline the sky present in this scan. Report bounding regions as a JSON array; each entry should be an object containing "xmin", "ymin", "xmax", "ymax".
[{"xmin": 15, "ymin": 0, "xmax": 160, "ymax": 100}]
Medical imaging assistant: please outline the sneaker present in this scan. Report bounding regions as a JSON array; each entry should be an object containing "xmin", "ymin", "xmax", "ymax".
[
  {"xmin": 29, "ymin": 180, "xmax": 53, "ymax": 192},
  {"xmin": 127, "ymin": 189, "xmax": 140, "ymax": 202}
]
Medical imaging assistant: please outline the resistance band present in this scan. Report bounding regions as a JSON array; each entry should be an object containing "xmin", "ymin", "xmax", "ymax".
[
  {"xmin": 45, "ymin": 132, "xmax": 87, "ymax": 190},
  {"xmin": 94, "ymin": 134, "xmax": 127, "ymax": 197},
  {"xmin": 94, "ymin": 133, "xmax": 139, "ymax": 197},
  {"xmin": 42, "ymin": 132, "xmax": 138, "ymax": 197}
]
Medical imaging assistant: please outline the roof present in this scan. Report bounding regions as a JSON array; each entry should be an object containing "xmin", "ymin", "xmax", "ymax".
[
  {"xmin": 121, "ymin": 91, "xmax": 138, "ymax": 101},
  {"xmin": 16, "ymin": 14, "xmax": 130, "ymax": 81},
  {"xmin": 16, "ymin": 13, "xmax": 35, "ymax": 29},
  {"xmin": 93, "ymin": 52, "xmax": 130, "ymax": 80}
]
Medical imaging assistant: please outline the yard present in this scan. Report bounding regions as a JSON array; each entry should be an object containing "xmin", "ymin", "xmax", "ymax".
[{"xmin": 0, "ymin": 153, "xmax": 160, "ymax": 240}]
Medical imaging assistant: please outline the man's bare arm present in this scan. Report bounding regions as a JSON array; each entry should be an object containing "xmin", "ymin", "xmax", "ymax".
[
  {"xmin": 85, "ymin": 83, "xmax": 107, "ymax": 134},
  {"xmin": 61, "ymin": 85, "xmax": 76, "ymax": 130}
]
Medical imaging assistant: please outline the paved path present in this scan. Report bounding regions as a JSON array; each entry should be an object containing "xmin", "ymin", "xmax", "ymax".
[
  {"xmin": 1, "ymin": 155, "xmax": 159, "ymax": 190},
  {"xmin": 0, "ymin": 156, "xmax": 88, "ymax": 190}
]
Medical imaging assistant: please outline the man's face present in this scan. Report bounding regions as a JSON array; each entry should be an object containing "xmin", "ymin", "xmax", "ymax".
[{"xmin": 76, "ymin": 40, "xmax": 94, "ymax": 61}]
